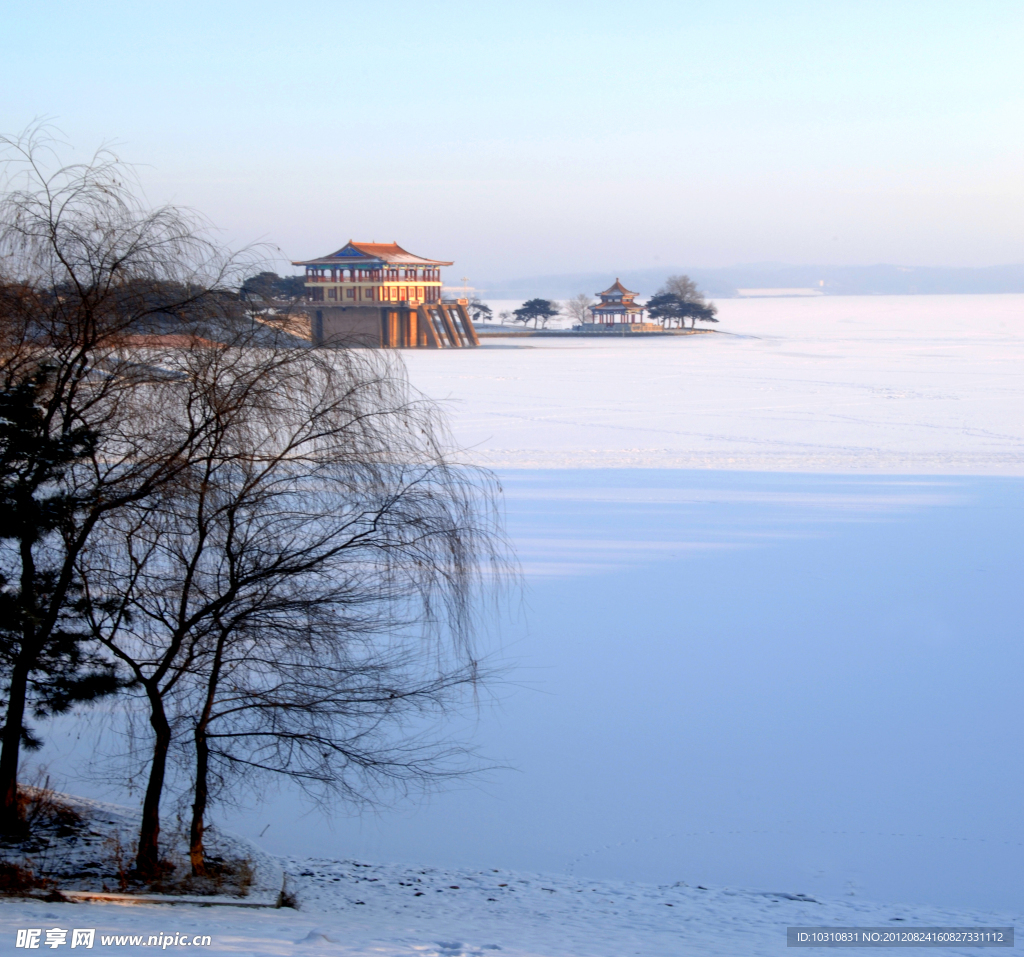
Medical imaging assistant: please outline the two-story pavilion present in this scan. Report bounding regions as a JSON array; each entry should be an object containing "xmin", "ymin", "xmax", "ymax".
[
  {"xmin": 293, "ymin": 240, "xmax": 450, "ymax": 307},
  {"xmin": 291, "ymin": 240, "xmax": 479, "ymax": 348},
  {"xmin": 590, "ymin": 279, "xmax": 645, "ymax": 324}
]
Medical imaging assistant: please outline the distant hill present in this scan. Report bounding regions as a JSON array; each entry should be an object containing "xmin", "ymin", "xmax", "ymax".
[{"xmin": 477, "ymin": 264, "xmax": 1024, "ymax": 299}]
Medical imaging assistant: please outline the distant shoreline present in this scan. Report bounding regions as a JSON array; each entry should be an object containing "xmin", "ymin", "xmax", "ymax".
[
  {"xmin": 474, "ymin": 325, "xmax": 716, "ymax": 338},
  {"xmin": 473, "ymin": 264, "xmax": 1024, "ymax": 300}
]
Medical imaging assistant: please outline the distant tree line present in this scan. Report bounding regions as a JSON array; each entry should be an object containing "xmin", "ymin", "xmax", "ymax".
[
  {"xmin": 526, "ymin": 276, "xmax": 717, "ymax": 330},
  {"xmin": 0, "ymin": 128, "xmax": 507, "ymax": 884},
  {"xmin": 239, "ymin": 271, "xmax": 307, "ymax": 302},
  {"xmin": 469, "ymin": 281, "xmax": 718, "ymax": 331}
]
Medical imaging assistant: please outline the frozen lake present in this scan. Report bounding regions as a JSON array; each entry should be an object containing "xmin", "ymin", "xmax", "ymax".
[
  {"xmin": 37, "ymin": 296, "xmax": 1024, "ymax": 916},
  {"xmin": 403, "ymin": 294, "xmax": 1024, "ymax": 473},
  {"xmin": 198, "ymin": 468, "xmax": 1020, "ymax": 913},
  {"xmin": 335, "ymin": 297, "xmax": 1023, "ymax": 911}
]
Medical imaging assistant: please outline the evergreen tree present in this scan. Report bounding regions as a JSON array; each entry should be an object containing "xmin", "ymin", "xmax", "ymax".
[
  {"xmin": 0, "ymin": 370, "xmax": 120, "ymax": 832},
  {"xmin": 512, "ymin": 299, "xmax": 560, "ymax": 328},
  {"xmin": 648, "ymin": 275, "xmax": 718, "ymax": 329},
  {"xmin": 468, "ymin": 297, "xmax": 493, "ymax": 324},
  {"xmin": 645, "ymin": 293, "xmax": 718, "ymax": 329},
  {"xmin": 240, "ymin": 271, "xmax": 306, "ymax": 302}
]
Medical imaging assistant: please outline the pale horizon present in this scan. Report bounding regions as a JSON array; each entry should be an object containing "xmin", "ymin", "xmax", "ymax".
[{"xmin": 4, "ymin": 1, "xmax": 1023, "ymax": 280}]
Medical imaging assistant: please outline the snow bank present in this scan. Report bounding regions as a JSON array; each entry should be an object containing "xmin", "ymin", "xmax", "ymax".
[{"xmin": 0, "ymin": 791, "xmax": 282, "ymax": 904}]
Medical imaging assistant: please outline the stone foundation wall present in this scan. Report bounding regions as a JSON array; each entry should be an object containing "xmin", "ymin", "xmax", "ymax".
[
  {"xmin": 577, "ymin": 322, "xmax": 664, "ymax": 333},
  {"xmin": 306, "ymin": 306, "xmax": 383, "ymax": 347}
]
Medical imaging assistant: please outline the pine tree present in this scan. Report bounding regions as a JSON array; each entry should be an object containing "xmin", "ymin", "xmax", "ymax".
[
  {"xmin": 513, "ymin": 299, "xmax": 560, "ymax": 328},
  {"xmin": 646, "ymin": 293, "xmax": 718, "ymax": 329},
  {"xmin": 0, "ymin": 369, "xmax": 120, "ymax": 834}
]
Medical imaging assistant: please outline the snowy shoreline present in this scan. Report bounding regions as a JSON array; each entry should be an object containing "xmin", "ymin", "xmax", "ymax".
[{"xmin": 2, "ymin": 850, "xmax": 1019, "ymax": 956}]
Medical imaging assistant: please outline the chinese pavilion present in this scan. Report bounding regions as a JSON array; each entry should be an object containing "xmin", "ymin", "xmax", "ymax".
[
  {"xmin": 291, "ymin": 240, "xmax": 479, "ymax": 348},
  {"xmin": 589, "ymin": 279, "xmax": 645, "ymax": 324}
]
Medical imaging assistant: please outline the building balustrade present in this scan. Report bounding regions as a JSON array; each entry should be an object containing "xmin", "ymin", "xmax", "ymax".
[{"xmin": 304, "ymin": 271, "xmax": 442, "ymax": 283}]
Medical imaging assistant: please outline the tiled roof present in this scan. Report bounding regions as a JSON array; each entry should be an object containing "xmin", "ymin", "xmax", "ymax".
[
  {"xmin": 293, "ymin": 241, "xmax": 453, "ymax": 267},
  {"xmin": 596, "ymin": 278, "xmax": 637, "ymax": 297}
]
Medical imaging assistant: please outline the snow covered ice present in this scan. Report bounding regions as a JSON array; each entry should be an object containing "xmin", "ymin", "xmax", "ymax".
[
  {"xmin": 402, "ymin": 294, "xmax": 1024, "ymax": 473},
  {"xmin": 10, "ymin": 294, "xmax": 1024, "ymax": 954}
]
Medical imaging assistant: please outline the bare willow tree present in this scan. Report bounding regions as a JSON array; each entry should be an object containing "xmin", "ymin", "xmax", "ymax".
[
  {"xmin": 80, "ymin": 320, "xmax": 507, "ymax": 878},
  {"xmin": 1, "ymin": 127, "xmax": 510, "ymax": 881},
  {"xmin": 661, "ymin": 274, "xmax": 701, "ymax": 302},
  {"xmin": 0, "ymin": 125, "xmax": 258, "ymax": 834},
  {"xmin": 563, "ymin": 293, "xmax": 595, "ymax": 327}
]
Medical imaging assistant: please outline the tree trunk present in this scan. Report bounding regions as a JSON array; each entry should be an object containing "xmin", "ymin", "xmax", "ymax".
[
  {"xmin": 189, "ymin": 631, "xmax": 225, "ymax": 877},
  {"xmin": 0, "ymin": 655, "xmax": 31, "ymax": 834},
  {"xmin": 189, "ymin": 723, "xmax": 210, "ymax": 876},
  {"xmin": 136, "ymin": 689, "xmax": 172, "ymax": 878},
  {"xmin": 1, "ymin": 537, "xmax": 39, "ymax": 835}
]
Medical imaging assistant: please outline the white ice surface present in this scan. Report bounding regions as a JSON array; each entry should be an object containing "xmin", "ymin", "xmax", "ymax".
[
  {"xmin": 402, "ymin": 294, "xmax": 1024, "ymax": 472},
  {"xmin": 35, "ymin": 472, "xmax": 1024, "ymax": 920}
]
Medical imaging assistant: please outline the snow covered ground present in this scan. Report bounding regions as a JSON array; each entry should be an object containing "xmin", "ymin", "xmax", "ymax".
[
  {"xmin": 7, "ymin": 295, "xmax": 1023, "ymax": 953},
  {"xmin": 404, "ymin": 294, "xmax": 1024, "ymax": 473},
  {"xmin": 1, "ymin": 850, "xmax": 1019, "ymax": 956}
]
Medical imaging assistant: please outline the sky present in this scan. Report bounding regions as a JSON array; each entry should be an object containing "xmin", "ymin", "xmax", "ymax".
[{"xmin": 3, "ymin": 1, "xmax": 1024, "ymax": 280}]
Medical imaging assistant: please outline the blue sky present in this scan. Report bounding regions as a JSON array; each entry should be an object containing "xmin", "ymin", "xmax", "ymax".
[{"xmin": 4, "ymin": 1, "xmax": 1023, "ymax": 279}]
